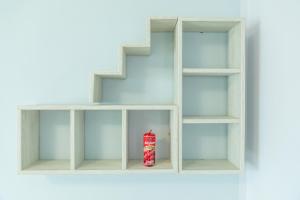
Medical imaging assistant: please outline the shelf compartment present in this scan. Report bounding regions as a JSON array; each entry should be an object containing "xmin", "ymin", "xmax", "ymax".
[
  {"xmin": 19, "ymin": 104, "xmax": 176, "ymax": 111},
  {"xmin": 182, "ymin": 20, "xmax": 242, "ymax": 69},
  {"xmin": 183, "ymin": 75, "xmax": 241, "ymax": 117},
  {"xmin": 73, "ymin": 110, "xmax": 122, "ymax": 170},
  {"xmin": 183, "ymin": 116, "xmax": 239, "ymax": 124},
  {"xmin": 126, "ymin": 109, "xmax": 177, "ymax": 172},
  {"xmin": 20, "ymin": 110, "xmax": 71, "ymax": 171},
  {"xmin": 181, "ymin": 123, "xmax": 241, "ymax": 172},
  {"xmin": 183, "ymin": 68, "xmax": 240, "ymax": 76}
]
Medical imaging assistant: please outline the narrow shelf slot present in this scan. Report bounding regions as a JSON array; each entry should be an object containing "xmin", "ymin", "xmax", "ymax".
[
  {"xmin": 183, "ymin": 68, "xmax": 240, "ymax": 76},
  {"xmin": 183, "ymin": 116, "xmax": 239, "ymax": 124}
]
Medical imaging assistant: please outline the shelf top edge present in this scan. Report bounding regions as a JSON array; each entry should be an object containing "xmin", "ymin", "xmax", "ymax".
[
  {"xmin": 18, "ymin": 104, "xmax": 177, "ymax": 110},
  {"xmin": 148, "ymin": 16, "xmax": 244, "ymax": 22},
  {"xmin": 180, "ymin": 17, "xmax": 245, "ymax": 22},
  {"xmin": 149, "ymin": 16, "xmax": 178, "ymax": 20}
]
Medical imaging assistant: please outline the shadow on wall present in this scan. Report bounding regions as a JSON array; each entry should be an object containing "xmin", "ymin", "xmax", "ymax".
[{"xmin": 246, "ymin": 21, "xmax": 260, "ymax": 169}]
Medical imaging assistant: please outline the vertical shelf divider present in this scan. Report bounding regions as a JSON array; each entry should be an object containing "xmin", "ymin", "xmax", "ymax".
[
  {"xmin": 170, "ymin": 108, "xmax": 179, "ymax": 172},
  {"xmin": 176, "ymin": 19, "xmax": 183, "ymax": 172},
  {"xmin": 122, "ymin": 109, "xmax": 128, "ymax": 170},
  {"xmin": 71, "ymin": 110, "xmax": 85, "ymax": 170},
  {"xmin": 70, "ymin": 110, "xmax": 75, "ymax": 170}
]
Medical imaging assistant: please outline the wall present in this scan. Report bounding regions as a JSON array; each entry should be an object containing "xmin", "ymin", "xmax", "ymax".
[
  {"xmin": 0, "ymin": 0, "xmax": 242, "ymax": 200},
  {"xmin": 242, "ymin": 0, "xmax": 300, "ymax": 199}
]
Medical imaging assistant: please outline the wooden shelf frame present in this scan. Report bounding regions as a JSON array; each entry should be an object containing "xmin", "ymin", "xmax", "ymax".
[{"xmin": 18, "ymin": 17, "xmax": 245, "ymax": 175}]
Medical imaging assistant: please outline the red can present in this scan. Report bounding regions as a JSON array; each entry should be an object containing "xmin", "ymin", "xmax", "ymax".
[{"xmin": 143, "ymin": 130, "xmax": 156, "ymax": 167}]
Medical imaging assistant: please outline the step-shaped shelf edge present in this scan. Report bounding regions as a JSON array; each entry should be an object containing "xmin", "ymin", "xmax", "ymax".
[
  {"xmin": 183, "ymin": 68, "xmax": 240, "ymax": 76},
  {"xmin": 18, "ymin": 104, "xmax": 178, "ymax": 174},
  {"xmin": 91, "ymin": 17, "xmax": 178, "ymax": 103},
  {"xmin": 182, "ymin": 116, "xmax": 240, "ymax": 124}
]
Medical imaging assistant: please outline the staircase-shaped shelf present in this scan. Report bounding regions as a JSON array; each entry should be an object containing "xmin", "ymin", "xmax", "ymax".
[{"xmin": 18, "ymin": 17, "xmax": 245, "ymax": 174}]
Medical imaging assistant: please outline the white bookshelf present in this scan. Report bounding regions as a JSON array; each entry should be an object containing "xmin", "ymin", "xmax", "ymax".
[
  {"xmin": 179, "ymin": 18, "xmax": 245, "ymax": 174},
  {"xmin": 18, "ymin": 17, "xmax": 245, "ymax": 174}
]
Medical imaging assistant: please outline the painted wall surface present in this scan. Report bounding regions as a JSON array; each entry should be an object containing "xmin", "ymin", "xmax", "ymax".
[
  {"xmin": 0, "ymin": 1, "xmax": 242, "ymax": 200},
  {"xmin": 243, "ymin": 0, "xmax": 300, "ymax": 199}
]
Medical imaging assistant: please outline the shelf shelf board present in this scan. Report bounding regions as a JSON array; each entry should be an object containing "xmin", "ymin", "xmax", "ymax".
[
  {"xmin": 182, "ymin": 18, "xmax": 242, "ymax": 32},
  {"xmin": 23, "ymin": 160, "xmax": 70, "ymax": 171},
  {"xmin": 183, "ymin": 68, "xmax": 240, "ymax": 76},
  {"xmin": 77, "ymin": 160, "xmax": 121, "ymax": 170},
  {"xmin": 127, "ymin": 159, "xmax": 174, "ymax": 172},
  {"xmin": 151, "ymin": 17, "xmax": 178, "ymax": 32},
  {"xmin": 182, "ymin": 159, "xmax": 239, "ymax": 174},
  {"xmin": 183, "ymin": 116, "xmax": 239, "ymax": 124}
]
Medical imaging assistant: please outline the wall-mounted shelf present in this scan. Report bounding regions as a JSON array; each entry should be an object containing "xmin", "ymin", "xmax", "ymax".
[{"xmin": 18, "ymin": 17, "xmax": 245, "ymax": 175}]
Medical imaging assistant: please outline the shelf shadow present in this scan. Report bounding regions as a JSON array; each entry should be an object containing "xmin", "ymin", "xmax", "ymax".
[{"xmin": 246, "ymin": 21, "xmax": 261, "ymax": 169}]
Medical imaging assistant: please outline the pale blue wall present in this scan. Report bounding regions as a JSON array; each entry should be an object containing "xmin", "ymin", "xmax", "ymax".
[
  {"xmin": 0, "ymin": 0, "xmax": 242, "ymax": 200},
  {"xmin": 242, "ymin": 0, "xmax": 300, "ymax": 199}
]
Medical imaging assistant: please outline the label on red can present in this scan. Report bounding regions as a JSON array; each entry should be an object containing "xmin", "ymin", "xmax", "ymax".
[{"xmin": 143, "ymin": 130, "xmax": 156, "ymax": 167}]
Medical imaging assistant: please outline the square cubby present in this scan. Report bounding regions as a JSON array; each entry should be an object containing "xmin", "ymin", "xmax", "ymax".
[
  {"xmin": 182, "ymin": 123, "xmax": 241, "ymax": 172},
  {"xmin": 126, "ymin": 110, "xmax": 177, "ymax": 171},
  {"xmin": 183, "ymin": 75, "xmax": 241, "ymax": 118},
  {"xmin": 74, "ymin": 110, "xmax": 122, "ymax": 170},
  {"xmin": 182, "ymin": 20, "xmax": 242, "ymax": 68},
  {"xmin": 20, "ymin": 110, "xmax": 71, "ymax": 171}
]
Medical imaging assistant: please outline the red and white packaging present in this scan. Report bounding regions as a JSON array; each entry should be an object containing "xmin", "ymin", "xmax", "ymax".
[{"xmin": 143, "ymin": 130, "xmax": 156, "ymax": 167}]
